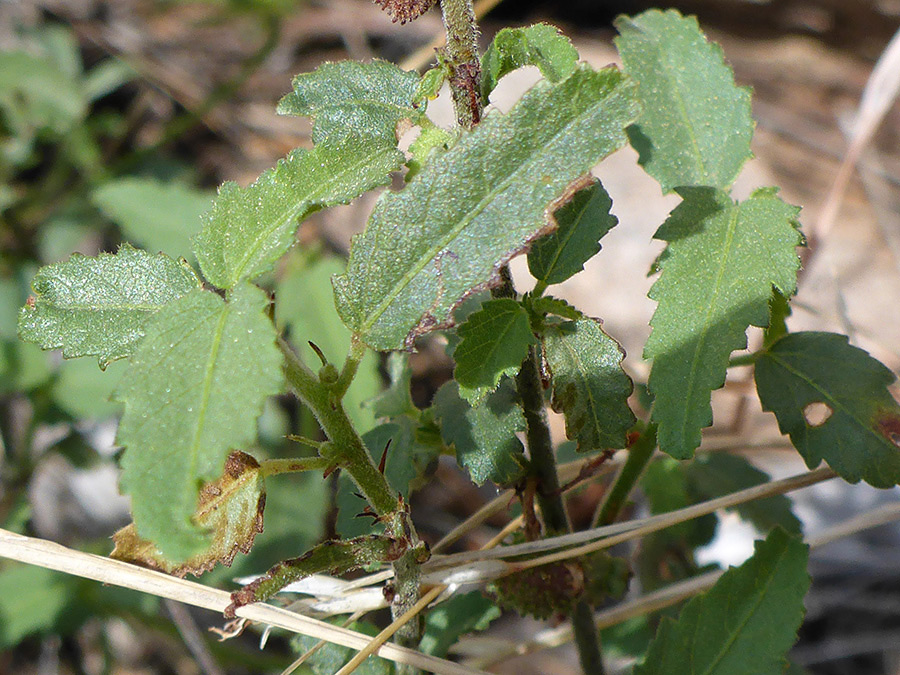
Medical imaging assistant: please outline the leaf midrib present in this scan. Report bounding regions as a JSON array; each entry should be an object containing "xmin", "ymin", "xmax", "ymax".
[{"xmin": 358, "ymin": 72, "xmax": 627, "ymax": 337}]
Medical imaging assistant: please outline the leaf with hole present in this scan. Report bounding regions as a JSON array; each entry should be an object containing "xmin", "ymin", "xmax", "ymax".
[
  {"xmin": 17, "ymin": 245, "xmax": 201, "ymax": 368},
  {"xmin": 634, "ymin": 528, "xmax": 809, "ymax": 675},
  {"xmin": 116, "ymin": 283, "xmax": 283, "ymax": 561},
  {"xmin": 644, "ymin": 187, "xmax": 802, "ymax": 459},
  {"xmin": 755, "ymin": 331, "xmax": 900, "ymax": 488},
  {"xmin": 334, "ymin": 65, "xmax": 638, "ymax": 350},
  {"xmin": 615, "ymin": 9, "xmax": 753, "ymax": 192}
]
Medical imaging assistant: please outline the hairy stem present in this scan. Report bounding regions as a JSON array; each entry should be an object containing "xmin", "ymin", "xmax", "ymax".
[
  {"xmin": 439, "ymin": 0, "xmax": 482, "ymax": 129},
  {"xmin": 279, "ymin": 338, "xmax": 396, "ymax": 515}
]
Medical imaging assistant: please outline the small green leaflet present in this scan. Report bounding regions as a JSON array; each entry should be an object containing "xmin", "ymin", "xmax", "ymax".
[
  {"xmin": 335, "ymin": 65, "xmax": 638, "ymax": 350},
  {"xmin": 634, "ymin": 528, "xmax": 809, "ymax": 675},
  {"xmin": 615, "ymin": 9, "xmax": 753, "ymax": 192},
  {"xmin": 433, "ymin": 380, "xmax": 527, "ymax": 486},
  {"xmin": 0, "ymin": 51, "xmax": 86, "ymax": 135},
  {"xmin": 543, "ymin": 318, "xmax": 635, "ymax": 451},
  {"xmin": 453, "ymin": 298, "xmax": 535, "ymax": 404},
  {"xmin": 17, "ymin": 245, "xmax": 201, "ymax": 368},
  {"xmin": 528, "ymin": 179, "xmax": 617, "ymax": 289},
  {"xmin": 756, "ymin": 332, "xmax": 900, "ymax": 488},
  {"xmin": 277, "ymin": 60, "xmax": 422, "ymax": 143},
  {"xmin": 644, "ymin": 187, "xmax": 802, "ymax": 459},
  {"xmin": 117, "ymin": 283, "xmax": 283, "ymax": 561},
  {"xmin": 362, "ymin": 420, "xmax": 438, "ymax": 499},
  {"xmin": 481, "ymin": 23, "xmax": 579, "ymax": 101},
  {"xmin": 0, "ymin": 564, "xmax": 81, "ymax": 649},
  {"xmin": 419, "ymin": 591, "xmax": 500, "ymax": 658},
  {"xmin": 92, "ymin": 177, "xmax": 212, "ymax": 261},
  {"xmin": 194, "ymin": 135, "xmax": 404, "ymax": 290},
  {"xmin": 367, "ymin": 352, "xmax": 416, "ymax": 419},
  {"xmin": 293, "ymin": 619, "xmax": 393, "ymax": 675}
]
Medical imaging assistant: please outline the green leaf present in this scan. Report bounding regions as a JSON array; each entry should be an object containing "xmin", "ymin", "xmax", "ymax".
[
  {"xmin": 686, "ymin": 453, "xmax": 802, "ymax": 535},
  {"xmin": 335, "ymin": 65, "xmax": 638, "ymax": 350},
  {"xmin": 363, "ymin": 419, "xmax": 439, "ymax": 499},
  {"xmin": 275, "ymin": 253, "xmax": 380, "ymax": 433},
  {"xmin": 526, "ymin": 295, "xmax": 583, "ymax": 323},
  {"xmin": 17, "ymin": 245, "xmax": 202, "ymax": 368},
  {"xmin": 433, "ymin": 380, "xmax": 527, "ymax": 486},
  {"xmin": 116, "ymin": 283, "xmax": 283, "ymax": 561},
  {"xmin": 0, "ymin": 51, "xmax": 86, "ymax": 134},
  {"xmin": 92, "ymin": 178, "xmax": 213, "ymax": 261},
  {"xmin": 644, "ymin": 187, "xmax": 802, "ymax": 459},
  {"xmin": 112, "ymin": 451, "xmax": 266, "ymax": 576},
  {"xmin": 615, "ymin": 9, "xmax": 753, "ymax": 192},
  {"xmin": 543, "ymin": 318, "xmax": 635, "ymax": 451},
  {"xmin": 292, "ymin": 619, "xmax": 394, "ymax": 675},
  {"xmin": 419, "ymin": 591, "xmax": 501, "ymax": 658},
  {"xmin": 481, "ymin": 23, "xmax": 579, "ymax": 101},
  {"xmin": 755, "ymin": 332, "xmax": 900, "ymax": 488},
  {"xmin": 528, "ymin": 179, "xmax": 617, "ymax": 288},
  {"xmin": 453, "ymin": 298, "xmax": 535, "ymax": 404},
  {"xmin": 277, "ymin": 60, "xmax": 422, "ymax": 143},
  {"xmin": 633, "ymin": 528, "xmax": 809, "ymax": 675},
  {"xmin": 52, "ymin": 357, "xmax": 126, "ymax": 419},
  {"xmin": 194, "ymin": 136, "xmax": 404, "ymax": 290},
  {"xmin": 0, "ymin": 564, "xmax": 81, "ymax": 648}
]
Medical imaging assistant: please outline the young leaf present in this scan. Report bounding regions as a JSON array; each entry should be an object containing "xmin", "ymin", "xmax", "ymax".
[
  {"xmin": 335, "ymin": 65, "xmax": 639, "ymax": 350},
  {"xmin": 419, "ymin": 591, "xmax": 501, "ymax": 658},
  {"xmin": 116, "ymin": 283, "xmax": 283, "ymax": 561},
  {"xmin": 644, "ymin": 187, "xmax": 802, "ymax": 459},
  {"xmin": 92, "ymin": 177, "xmax": 212, "ymax": 261},
  {"xmin": 755, "ymin": 332, "xmax": 900, "ymax": 488},
  {"xmin": 194, "ymin": 135, "xmax": 404, "ymax": 290},
  {"xmin": 17, "ymin": 245, "xmax": 201, "ymax": 368},
  {"xmin": 543, "ymin": 318, "xmax": 635, "ymax": 451},
  {"xmin": 615, "ymin": 9, "xmax": 753, "ymax": 192},
  {"xmin": 633, "ymin": 528, "xmax": 809, "ymax": 675},
  {"xmin": 686, "ymin": 453, "xmax": 802, "ymax": 535},
  {"xmin": 367, "ymin": 352, "xmax": 416, "ymax": 418},
  {"xmin": 453, "ymin": 298, "xmax": 536, "ymax": 404},
  {"xmin": 277, "ymin": 60, "xmax": 422, "ymax": 143},
  {"xmin": 528, "ymin": 179, "xmax": 617, "ymax": 289},
  {"xmin": 111, "ymin": 451, "xmax": 266, "ymax": 576},
  {"xmin": 433, "ymin": 380, "xmax": 527, "ymax": 486},
  {"xmin": 481, "ymin": 23, "xmax": 579, "ymax": 101}
]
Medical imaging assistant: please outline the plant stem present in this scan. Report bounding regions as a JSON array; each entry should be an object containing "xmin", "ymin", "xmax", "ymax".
[
  {"xmin": 439, "ymin": 0, "xmax": 482, "ymax": 129},
  {"xmin": 593, "ymin": 424, "xmax": 657, "ymax": 527},
  {"xmin": 259, "ymin": 457, "xmax": 331, "ymax": 478},
  {"xmin": 279, "ymin": 338, "xmax": 396, "ymax": 515}
]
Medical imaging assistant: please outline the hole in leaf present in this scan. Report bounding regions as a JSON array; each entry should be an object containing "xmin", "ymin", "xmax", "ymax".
[{"xmin": 803, "ymin": 401, "xmax": 833, "ymax": 427}]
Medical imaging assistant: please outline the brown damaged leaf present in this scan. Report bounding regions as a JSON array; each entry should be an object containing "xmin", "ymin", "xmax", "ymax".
[
  {"xmin": 374, "ymin": 0, "xmax": 437, "ymax": 23},
  {"xmin": 111, "ymin": 451, "xmax": 265, "ymax": 577}
]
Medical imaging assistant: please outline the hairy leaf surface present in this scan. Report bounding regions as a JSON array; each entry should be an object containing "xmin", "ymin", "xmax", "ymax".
[
  {"xmin": 117, "ymin": 283, "xmax": 283, "ymax": 561},
  {"xmin": 194, "ymin": 136, "xmax": 404, "ymax": 290},
  {"xmin": 18, "ymin": 245, "xmax": 201, "ymax": 367},
  {"xmin": 453, "ymin": 298, "xmax": 535, "ymax": 403},
  {"xmin": 645, "ymin": 188, "xmax": 801, "ymax": 459},
  {"xmin": 335, "ymin": 65, "xmax": 638, "ymax": 350},
  {"xmin": 277, "ymin": 60, "xmax": 422, "ymax": 143},
  {"xmin": 481, "ymin": 23, "xmax": 579, "ymax": 101},
  {"xmin": 528, "ymin": 179, "xmax": 617, "ymax": 288},
  {"xmin": 433, "ymin": 380, "xmax": 526, "ymax": 486},
  {"xmin": 634, "ymin": 528, "xmax": 809, "ymax": 675},
  {"xmin": 111, "ymin": 451, "xmax": 265, "ymax": 576},
  {"xmin": 756, "ymin": 332, "xmax": 900, "ymax": 488},
  {"xmin": 615, "ymin": 9, "xmax": 753, "ymax": 192},
  {"xmin": 543, "ymin": 318, "xmax": 635, "ymax": 451}
]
